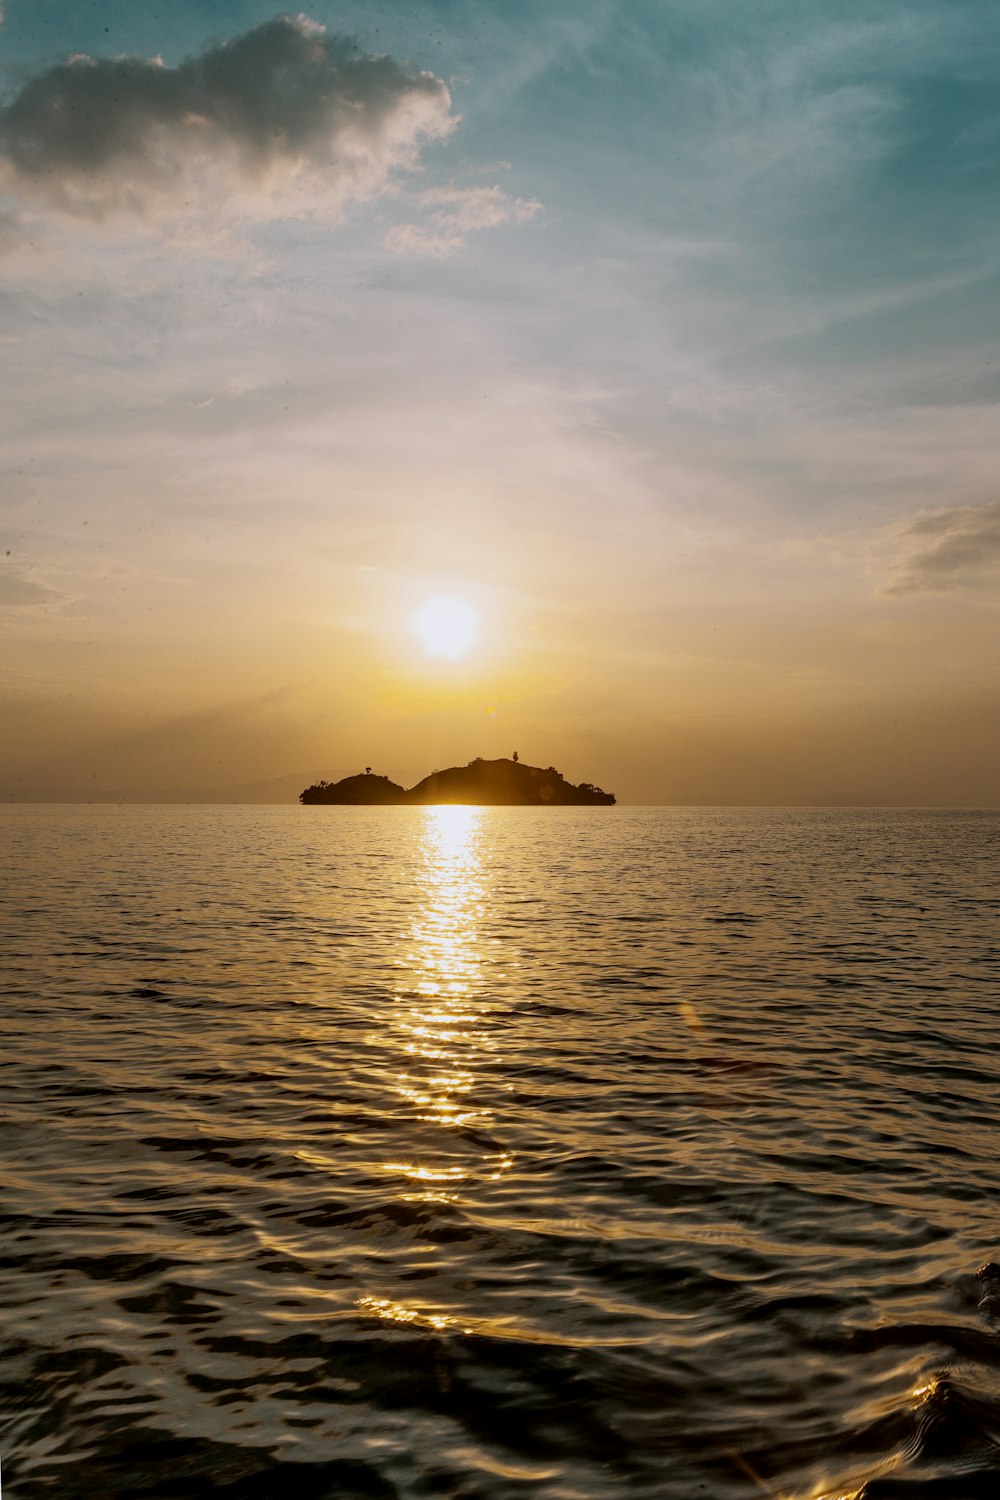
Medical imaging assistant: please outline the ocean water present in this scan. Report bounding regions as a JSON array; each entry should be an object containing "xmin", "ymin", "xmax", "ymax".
[{"xmin": 2, "ymin": 803, "xmax": 1000, "ymax": 1500}]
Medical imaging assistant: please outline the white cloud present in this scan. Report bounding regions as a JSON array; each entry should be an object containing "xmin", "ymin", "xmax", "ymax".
[
  {"xmin": 0, "ymin": 15, "xmax": 455, "ymax": 231},
  {"xmin": 885, "ymin": 500, "xmax": 1000, "ymax": 595},
  {"xmin": 385, "ymin": 184, "xmax": 542, "ymax": 257}
]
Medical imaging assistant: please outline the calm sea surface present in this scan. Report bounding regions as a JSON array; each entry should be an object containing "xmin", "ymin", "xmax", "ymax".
[{"xmin": 2, "ymin": 805, "xmax": 1000, "ymax": 1500}]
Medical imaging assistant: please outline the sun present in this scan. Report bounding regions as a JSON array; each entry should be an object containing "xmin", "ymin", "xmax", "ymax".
[{"xmin": 409, "ymin": 595, "xmax": 480, "ymax": 661}]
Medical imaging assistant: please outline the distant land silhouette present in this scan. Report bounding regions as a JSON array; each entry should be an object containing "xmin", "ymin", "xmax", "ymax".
[{"xmin": 300, "ymin": 758, "xmax": 616, "ymax": 806}]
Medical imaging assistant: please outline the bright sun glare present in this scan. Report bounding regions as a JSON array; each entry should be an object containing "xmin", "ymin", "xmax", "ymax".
[{"xmin": 409, "ymin": 596, "xmax": 480, "ymax": 661}]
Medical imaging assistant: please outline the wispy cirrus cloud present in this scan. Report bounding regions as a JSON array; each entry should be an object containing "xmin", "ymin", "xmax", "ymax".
[
  {"xmin": 386, "ymin": 183, "xmax": 542, "ymax": 257},
  {"xmin": 0, "ymin": 573, "xmax": 63, "ymax": 607},
  {"xmin": 885, "ymin": 500, "xmax": 1000, "ymax": 595},
  {"xmin": 0, "ymin": 14, "xmax": 454, "ymax": 232}
]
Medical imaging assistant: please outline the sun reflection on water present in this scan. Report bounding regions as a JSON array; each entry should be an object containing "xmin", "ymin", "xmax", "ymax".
[
  {"xmin": 359, "ymin": 806, "xmax": 513, "ymax": 1328},
  {"xmin": 392, "ymin": 805, "xmax": 498, "ymax": 1133},
  {"xmin": 356, "ymin": 1295, "xmax": 468, "ymax": 1334}
]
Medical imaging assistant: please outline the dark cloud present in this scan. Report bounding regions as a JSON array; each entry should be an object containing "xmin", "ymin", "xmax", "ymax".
[
  {"xmin": 0, "ymin": 14, "xmax": 454, "ymax": 222},
  {"xmin": 885, "ymin": 500, "xmax": 1000, "ymax": 594}
]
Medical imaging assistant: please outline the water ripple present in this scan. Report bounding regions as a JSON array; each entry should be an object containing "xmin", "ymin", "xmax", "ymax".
[{"xmin": 1, "ymin": 804, "xmax": 999, "ymax": 1498}]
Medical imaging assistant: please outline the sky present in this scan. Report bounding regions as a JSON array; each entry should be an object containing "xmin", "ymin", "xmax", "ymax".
[{"xmin": 1, "ymin": 0, "xmax": 998, "ymax": 804}]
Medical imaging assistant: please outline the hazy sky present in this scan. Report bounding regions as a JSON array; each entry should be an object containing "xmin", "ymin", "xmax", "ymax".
[{"xmin": 2, "ymin": 0, "xmax": 998, "ymax": 803}]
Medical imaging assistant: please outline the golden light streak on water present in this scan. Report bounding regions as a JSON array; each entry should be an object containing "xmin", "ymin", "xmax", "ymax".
[
  {"xmin": 364, "ymin": 807, "xmax": 518, "ymax": 1321},
  {"xmin": 356, "ymin": 1295, "xmax": 469, "ymax": 1334},
  {"xmin": 389, "ymin": 805, "xmax": 497, "ymax": 1134}
]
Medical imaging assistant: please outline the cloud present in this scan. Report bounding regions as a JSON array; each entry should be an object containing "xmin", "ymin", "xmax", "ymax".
[
  {"xmin": 0, "ymin": 15, "xmax": 454, "ymax": 228},
  {"xmin": 386, "ymin": 184, "xmax": 542, "ymax": 257},
  {"xmin": 0, "ymin": 573, "xmax": 63, "ymax": 606},
  {"xmin": 0, "ymin": 208, "xmax": 20, "ymax": 247},
  {"xmin": 885, "ymin": 500, "xmax": 1000, "ymax": 594}
]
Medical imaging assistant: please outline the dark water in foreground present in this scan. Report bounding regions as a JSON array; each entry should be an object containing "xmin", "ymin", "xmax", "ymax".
[{"xmin": 2, "ymin": 805, "xmax": 1000, "ymax": 1500}]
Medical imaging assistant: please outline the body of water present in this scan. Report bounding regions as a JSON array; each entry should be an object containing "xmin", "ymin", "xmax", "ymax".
[{"xmin": 2, "ymin": 804, "xmax": 999, "ymax": 1499}]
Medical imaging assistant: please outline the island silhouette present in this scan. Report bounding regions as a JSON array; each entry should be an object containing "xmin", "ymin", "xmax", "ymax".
[{"xmin": 300, "ymin": 757, "xmax": 615, "ymax": 806}]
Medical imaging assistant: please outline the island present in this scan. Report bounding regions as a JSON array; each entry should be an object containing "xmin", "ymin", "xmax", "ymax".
[{"xmin": 299, "ymin": 757, "xmax": 615, "ymax": 806}]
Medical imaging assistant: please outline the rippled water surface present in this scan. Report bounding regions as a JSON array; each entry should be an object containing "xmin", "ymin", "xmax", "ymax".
[{"xmin": 3, "ymin": 804, "xmax": 1000, "ymax": 1499}]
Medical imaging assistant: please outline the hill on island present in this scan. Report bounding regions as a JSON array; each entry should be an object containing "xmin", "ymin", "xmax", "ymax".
[{"xmin": 299, "ymin": 758, "xmax": 615, "ymax": 806}]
